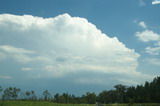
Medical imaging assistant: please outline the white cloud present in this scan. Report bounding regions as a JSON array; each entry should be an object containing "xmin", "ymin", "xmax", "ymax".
[
  {"xmin": 0, "ymin": 13, "xmax": 152, "ymax": 85},
  {"xmin": 145, "ymin": 46, "xmax": 160, "ymax": 55},
  {"xmin": 146, "ymin": 58, "xmax": 160, "ymax": 66},
  {"xmin": 75, "ymin": 78, "xmax": 107, "ymax": 85},
  {"xmin": 21, "ymin": 67, "xmax": 33, "ymax": 71},
  {"xmin": 152, "ymin": 0, "xmax": 160, "ymax": 5},
  {"xmin": 0, "ymin": 45, "xmax": 51, "ymax": 63},
  {"xmin": 0, "ymin": 45, "xmax": 35, "ymax": 63},
  {"xmin": 118, "ymin": 79, "xmax": 139, "ymax": 85},
  {"xmin": 0, "ymin": 75, "xmax": 12, "ymax": 79},
  {"xmin": 74, "ymin": 71, "xmax": 154, "ymax": 86},
  {"xmin": 155, "ymin": 41, "xmax": 160, "ymax": 46},
  {"xmin": 139, "ymin": 0, "xmax": 146, "ymax": 6},
  {"xmin": 135, "ymin": 21, "xmax": 160, "ymax": 57},
  {"xmin": 135, "ymin": 30, "xmax": 160, "ymax": 42},
  {"xmin": 138, "ymin": 21, "xmax": 147, "ymax": 29}
]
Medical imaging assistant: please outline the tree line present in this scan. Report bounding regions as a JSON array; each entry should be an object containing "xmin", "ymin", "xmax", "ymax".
[{"xmin": 0, "ymin": 76, "xmax": 160, "ymax": 104}]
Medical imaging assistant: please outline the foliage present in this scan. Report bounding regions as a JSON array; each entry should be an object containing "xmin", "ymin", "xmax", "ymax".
[
  {"xmin": 0, "ymin": 101, "xmax": 160, "ymax": 106},
  {"xmin": 0, "ymin": 76, "xmax": 160, "ymax": 104},
  {"xmin": 2, "ymin": 87, "xmax": 20, "ymax": 100},
  {"xmin": 98, "ymin": 77, "xmax": 160, "ymax": 103},
  {"xmin": 43, "ymin": 90, "xmax": 51, "ymax": 101},
  {"xmin": 0, "ymin": 101, "xmax": 94, "ymax": 106}
]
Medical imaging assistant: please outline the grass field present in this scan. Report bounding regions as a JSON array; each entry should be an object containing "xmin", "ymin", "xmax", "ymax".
[
  {"xmin": 0, "ymin": 101, "xmax": 160, "ymax": 106},
  {"xmin": 0, "ymin": 101, "xmax": 93, "ymax": 106}
]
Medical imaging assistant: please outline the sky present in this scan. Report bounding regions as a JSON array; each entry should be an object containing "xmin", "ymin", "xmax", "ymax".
[{"xmin": 0, "ymin": 0, "xmax": 160, "ymax": 95}]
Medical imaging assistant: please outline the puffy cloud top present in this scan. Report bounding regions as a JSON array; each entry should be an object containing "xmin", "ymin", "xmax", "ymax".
[
  {"xmin": 138, "ymin": 21, "xmax": 147, "ymax": 29},
  {"xmin": 135, "ymin": 30, "xmax": 160, "ymax": 42}
]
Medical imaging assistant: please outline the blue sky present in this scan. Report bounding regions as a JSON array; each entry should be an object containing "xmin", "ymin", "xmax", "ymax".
[{"xmin": 0, "ymin": 0, "xmax": 160, "ymax": 95}]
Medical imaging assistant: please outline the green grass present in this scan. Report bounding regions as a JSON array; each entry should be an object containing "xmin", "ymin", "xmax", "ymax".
[
  {"xmin": 0, "ymin": 101, "xmax": 94, "ymax": 106},
  {"xmin": 105, "ymin": 103, "xmax": 160, "ymax": 106},
  {"xmin": 0, "ymin": 101, "xmax": 160, "ymax": 106}
]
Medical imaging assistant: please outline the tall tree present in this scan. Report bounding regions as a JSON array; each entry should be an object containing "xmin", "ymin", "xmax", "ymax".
[
  {"xmin": 150, "ymin": 77, "xmax": 160, "ymax": 102},
  {"xmin": 85, "ymin": 92, "xmax": 97, "ymax": 104},
  {"xmin": 0, "ymin": 86, "xmax": 2, "ymax": 92},
  {"xmin": 62, "ymin": 93, "xmax": 70, "ymax": 103},
  {"xmin": 25, "ymin": 91, "xmax": 31, "ymax": 100},
  {"xmin": 0, "ymin": 86, "xmax": 3, "ymax": 100},
  {"xmin": 43, "ymin": 90, "xmax": 51, "ymax": 101},
  {"xmin": 2, "ymin": 87, "xmax": 20, "ymax": 100},
  {"xmin": 106, "ymin": 90, "xmax": 118, "ymax": 103},
  {"xmin": 114, "ymin": 84, "xmax": 126, "ymax": 103},
  {"xmin": 30, "ymin": 90, "xmax": 37, "ymax": 100},
  {"xmin": 54, "ymin": 93, "xmax": 59, "ymax": 103},
  {"xmin": 98, "ymin": 90, "xmax": 108, "ymax": 103},
  {"xmin": 126, "ymin": 86, "xmax": 136, "ymax": 103}
]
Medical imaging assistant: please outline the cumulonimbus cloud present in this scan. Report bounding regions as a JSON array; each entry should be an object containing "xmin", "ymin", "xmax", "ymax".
[{"xmin": 0, "ymin": 13, "xmax": 152, "ymax": 85}]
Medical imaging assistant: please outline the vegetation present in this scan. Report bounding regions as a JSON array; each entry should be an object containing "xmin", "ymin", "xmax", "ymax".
[
  {"xmin": 0, "ymin": 76, "xmax": 160, "ymax": 104},
  {"xmin": 0, "ymin": 101, "xmax": 94, "ymax": 106},
  {"xmin": 0, "ymin": 101, "xmax": 160, "ymax": 106}
]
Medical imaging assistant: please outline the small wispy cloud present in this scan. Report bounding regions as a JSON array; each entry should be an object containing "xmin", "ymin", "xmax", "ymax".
[
  {"xmin": 145, "ymin": 47, "xmax": 160, "ymax": 55},
  {"xmin": 0, "ymin": 75, "xmax": 12, "ymax": 79},
  {"xmin": 152, "ymin": 0, "xmax": 160, "ymax": 5},
  {"xmin": 146, "ymin": 58, "xmax": 160, "ymax": 66},
  {"xmin": 138, "ymin": 21, "xmax": 147, "ymax": 29},
  {"xmin": 21, "ymin": 67, "xmax": 33, "ymax": 71},
  {"xmin": 139, "ymin": 0, "xmax": 146, "ymax": 6}
]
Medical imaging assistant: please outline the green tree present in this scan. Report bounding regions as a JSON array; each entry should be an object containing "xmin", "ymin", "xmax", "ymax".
[
  {"xmin": 150, "ymin": 77, "xmax": 160, "ymax": 103},
  {"xmin": 98, "ymin": 90, "xmax": 108, "ymax": 103},
  {"xmin": 114, "ymin": 84, "xmax": 126, "ymax": 103},
  {"xmin": 43, "ymin": 90, "xmax": 51, "ymax": 101},
  {"xmin": 0, "ymin": 86, "xmax": 3, "ymax": 100},
  {"xmin": 0, "ymin": 86, "xmax": 2, "ymax": 92},
  {"xmin": 85, "ymin": 92, "xmax": 97, "ymax": 104},
  {"xmin": 135, "ymin": 85, "xmax": 145, "ymax": 103},
  {"xmin": 58, "ymin": 94, "xmax": 66, "ymax": 103},
  {"xmin": 54, "ymin": 93, "xmax": 59, "ymax": 103},
  {"xmin": 30, "ymin": 90, "xmax": 37, "ymax": 100},
  {"xmin": 2, "ymin": 87, "xmax": 20, "ymax": 100},
  {"xmin": 25, "ymin": 91, "xmax": 31, "ymax": 100},
  {"xmin": 62, "ymin": 93, "xmax": 70, "ymax": 103},
  {"xmin": 106, "ymin": 90, "xmax": 118, "ymax": 103},
  {"xmin": 144, "ymin": 81, "xmax": 150, "ymax": 102},
  {"xmin": 126, "ymin": 86, "xmax": 136, "ymax": 103}
]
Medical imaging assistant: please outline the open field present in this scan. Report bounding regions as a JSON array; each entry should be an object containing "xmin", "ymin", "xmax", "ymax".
[
  {"xmin": 0, "ymin": 101, "xmax": 160, "ymax": 106},
  {"xmin": 0, "ymin": 101, "xmax": 92, "ymax": 106}
]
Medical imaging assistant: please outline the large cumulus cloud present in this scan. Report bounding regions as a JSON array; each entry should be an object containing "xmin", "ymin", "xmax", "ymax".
[{"xmin": 0, "ymin": 13, "xmax": 151, "ymax": 85}]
